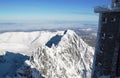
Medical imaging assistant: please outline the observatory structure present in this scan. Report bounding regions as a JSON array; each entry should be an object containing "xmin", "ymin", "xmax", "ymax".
[{"xmin": 92, "ymin": 0, "xmax": 120, "ymax": 78}]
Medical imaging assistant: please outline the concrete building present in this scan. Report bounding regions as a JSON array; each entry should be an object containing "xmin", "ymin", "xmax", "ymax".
[{"xmin": 92, "ymin": 0, "xmax": 120, "ymax": 78}]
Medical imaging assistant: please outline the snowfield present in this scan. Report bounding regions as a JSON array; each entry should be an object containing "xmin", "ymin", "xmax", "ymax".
[
  {"xmin": 0, "ymin": 30, "xmax": 94, "ymax": 78},
  {"xmin": 0, "ymin": 31, "xmax": 63, "ymax": 55}
]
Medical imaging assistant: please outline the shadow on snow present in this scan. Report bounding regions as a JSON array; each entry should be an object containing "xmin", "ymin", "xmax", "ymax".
[
  {"xmin": 46, "ymin": 35, "xmax": 62, "ymax": 48},
  {"xmin": 0, "ymin": 51, "xmax": 29, "ymax": 78}
]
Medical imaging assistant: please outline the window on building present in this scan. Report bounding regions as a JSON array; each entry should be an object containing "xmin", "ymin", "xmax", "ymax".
[
  {"xmin": 114, "ymin": 3, "xmax": 117, "ymax": 7},
  {"xmin": 115, "ymin": 0, "xmax": 119, "ymax": 3},
  {"xmin": 115, "ymin": 0, "xmax": 118, "ymax": 3},
  {"xmin": 115, "ymin": 0, "xmax": 120, "ymax": 6},
  {"xmin": 109, "ymin": 34, "xmax": 114, "ymax": 39},
  {"xmin": 113, "ymin": 0, "xmax": 118, "ymax": 7},
  {"xmin": 102, "ymin": 17, "xmax": 107, "ymax": 23},
  {"xmin": 101, "ymin": 32, "xmax": 106, "ymax": 39},
  {"xmin": 111, "ymin": 17, "xmax": 116, "ymax": 22}
]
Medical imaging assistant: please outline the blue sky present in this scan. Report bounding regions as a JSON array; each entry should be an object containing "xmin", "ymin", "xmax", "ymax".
[
  {"xmin": 0, "ymin": 0, "xmax": 111, "ymax": 22},
  {"xmin": 0, "ymin": 0, "xmax": 111, "ymax": 30}
]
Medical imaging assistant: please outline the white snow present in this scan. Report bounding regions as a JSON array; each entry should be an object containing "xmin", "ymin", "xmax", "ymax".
[
  {"xmin": 24, "ymin": 30, "xmax": 94, "ymax": 78},
  {"xmin": 0, "ymin": 31, "xmax": 64, "ymax": 55},
  {"xmin": 80, "ymin": 28, "xmax": 93, "ymax": 32},
  {"xmin": 0, "ymin": 30, "xmax": 94, "ymax": 78}
]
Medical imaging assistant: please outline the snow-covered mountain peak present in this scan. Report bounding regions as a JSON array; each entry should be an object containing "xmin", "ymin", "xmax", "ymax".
[
  {"xmin": 56, "ymin": 30, "xmax": 81, "ymax": 49},
  {"xmin": 63, "ymin": 29, "xmax": 78, "ymax": 40},
  {"xmin": 45, "ymin": 29, "xmax": 79, "ymax": 48},
  {"xmin": 64, "ymin": 29, "xmax": 75, "ymax": 35},
  {"xmin": 18, "ymin": 30, "xmax": 94, "ymax": 78}
]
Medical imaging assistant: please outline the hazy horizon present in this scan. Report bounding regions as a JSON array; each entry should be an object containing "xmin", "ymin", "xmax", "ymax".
[{"xmin": 0, "ymin": 0, "xmax": 111, "ymax": 31}]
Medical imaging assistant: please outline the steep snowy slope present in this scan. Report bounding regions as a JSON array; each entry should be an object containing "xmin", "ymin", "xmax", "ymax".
[{"xmin": 16, "ymin": 30, "xmax": 94, "ymax": 78}]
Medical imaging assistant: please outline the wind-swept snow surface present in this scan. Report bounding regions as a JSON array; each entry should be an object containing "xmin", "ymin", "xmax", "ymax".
[{"xmin": 0, "ymin": 30, "xmax": 94, "ymax": 78}]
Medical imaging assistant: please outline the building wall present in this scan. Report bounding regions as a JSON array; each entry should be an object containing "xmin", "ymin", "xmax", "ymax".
[{"xmin": 93, "ymin": 12, "xmax": 120, "ymax": 78}]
